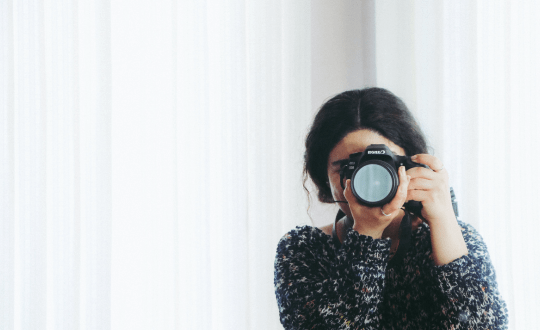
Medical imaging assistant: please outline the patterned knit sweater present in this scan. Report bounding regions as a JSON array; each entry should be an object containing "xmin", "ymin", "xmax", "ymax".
[{"xmin": 273, "ymin": 220, "xmax": 508, "ymax": 329}]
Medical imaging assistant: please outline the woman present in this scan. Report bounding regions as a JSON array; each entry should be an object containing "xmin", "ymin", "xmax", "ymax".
[{"xmin": 274, "ymin": 88, "xmax": 508, "ymax": 329}]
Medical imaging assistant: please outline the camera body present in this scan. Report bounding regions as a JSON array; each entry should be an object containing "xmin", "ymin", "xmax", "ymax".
[{"xmin": 339, "ymin": 144, "xmax": 428, "ymax": 215}]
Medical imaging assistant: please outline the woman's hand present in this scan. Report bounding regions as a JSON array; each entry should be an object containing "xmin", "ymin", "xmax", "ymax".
[
  {"xmin": 343, "ymin": 165, "xmax": 411, "ymax": 239},
  {"xmin": 407, "ymin": 154, "xmax": 468, "ymax": 265},
  {"xmin": 406, "ymin": 154, "xmax": 456, "ymax": 225}
]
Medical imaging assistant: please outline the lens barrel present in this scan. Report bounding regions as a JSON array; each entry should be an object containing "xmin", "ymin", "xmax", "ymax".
[{"xmin": 350, "ymin": 160, "xmax": 399, "ymax": 206}]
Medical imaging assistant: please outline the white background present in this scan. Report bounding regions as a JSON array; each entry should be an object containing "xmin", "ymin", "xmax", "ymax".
[{"xmin": 1, "ymin": 0, "xmax": 538, "ymax": 329}]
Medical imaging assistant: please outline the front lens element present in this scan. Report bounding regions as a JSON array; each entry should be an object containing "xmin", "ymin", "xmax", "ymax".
[{"xmin": 352, "ymin": 164, "xmax": 393, "ymax": 203}]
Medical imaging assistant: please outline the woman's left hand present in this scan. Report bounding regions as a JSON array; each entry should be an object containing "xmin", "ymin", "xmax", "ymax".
[
  {"xmin": 407, "ymin": 153, "xmax": 468, "ymax": 266},
  {"xmin": 406, "ymin": 154, "xmax": 456, "ymax": 225}
]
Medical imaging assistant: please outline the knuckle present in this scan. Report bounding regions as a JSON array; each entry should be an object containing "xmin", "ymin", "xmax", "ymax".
[
  {"xmin": 405, "ymin": 180, "xmax": 412, "ymax": 190},
  {"xmin": 400, "ymin": 187, "xmax": 408, "ymax": 198}
]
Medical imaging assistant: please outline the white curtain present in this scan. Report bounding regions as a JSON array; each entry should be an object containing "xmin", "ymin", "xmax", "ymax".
[
  {"xmin": 1, "ymin": 0, "xmax": 311, "ymax": 329},
  {"xmin": 1, "ymin": 1, "xmax": 538, "ymax": 329}
]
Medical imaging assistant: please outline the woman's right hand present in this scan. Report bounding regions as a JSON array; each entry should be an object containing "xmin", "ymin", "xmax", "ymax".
[{"xmin": 343, "ymin": 166, "xmax": 411, "ymax": 239}]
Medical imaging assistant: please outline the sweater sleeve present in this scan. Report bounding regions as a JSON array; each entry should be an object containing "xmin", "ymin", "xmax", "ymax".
[
  {"xmin": 274, "ymin": 225, "xmax": 392, "ymax": 330},
  {"xmin": 429, "ymin": 221, "xmax": 509, "ymax": 329}
]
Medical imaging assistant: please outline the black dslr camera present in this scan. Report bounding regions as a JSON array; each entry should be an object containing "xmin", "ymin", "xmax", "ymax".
[
  {"xmin": 335, "ymin": 144, "xmax": 459, "ymax": 264},
  {"xmin": 339, "ymin": 144, "xmax": 428, "ymax": 215}
]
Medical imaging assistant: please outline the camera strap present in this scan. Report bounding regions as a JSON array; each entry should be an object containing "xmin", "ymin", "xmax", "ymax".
[
  {"xmin": 332, "ymin": 209, "xmax": 412, "ymax": 267},
  {"xmin": 332, "ymin": 209, "xmax": 347, "ymax": 247},
  {"xmin": 387, "ymin": 209, "xmax": 412, "ymax": 268}
]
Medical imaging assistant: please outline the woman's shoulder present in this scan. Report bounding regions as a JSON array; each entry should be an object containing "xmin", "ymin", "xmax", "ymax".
[
  {"xmin": 276, "ymin": 225, "xmax": 332, "ymax": 251},
  {"xmin": 274, "ymin": 224, "xmax": 337, "ymax": 268}
]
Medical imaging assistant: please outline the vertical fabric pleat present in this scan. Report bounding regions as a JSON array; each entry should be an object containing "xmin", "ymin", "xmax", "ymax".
[
  {"xmin": 494, "ymin": 0, "xmax": 540, "ymax": 327},
  {"xmin": 110, "ymin": 0, "xmax": 177, "ymax": 328},
  {"xmin": 78, "ymin": 0, "xmax": 112, "ymax": 329},
  {"xmin": 176, "ymin": 1, "xmax": 211, "ymax": 328},
  {"xmin": 0, "ymin": 1, "xmax": 15, "ymax": 329},
  {"xmin": 13, "ymin": 0, "xmax": 47, "ymax": 328},
  {"xmin": 5, "ymin": 1, "xmax": 114, "ymax": 329},
  {"xmin": 476, "ymin": 0, "xmax": 514, "ymax": 327},
  {"xmin": 43, "ymin": 0, "xmax": 80, "ymax": 327},
  {"xmin": 175, "ymin": 1, "xmax": 311, "ymax": 329}
]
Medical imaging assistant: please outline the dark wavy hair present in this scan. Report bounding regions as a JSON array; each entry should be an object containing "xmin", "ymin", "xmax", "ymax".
[{"xmin": 303, "ymin": 87, "xmax": 430, "ymax": 204}]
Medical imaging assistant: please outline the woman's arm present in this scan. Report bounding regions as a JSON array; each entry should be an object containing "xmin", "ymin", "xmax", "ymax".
[
  {"xmin": 406, "ymin": 154, "xmax": 469, "ymax": 265},
  {"xmin": 274, "ymin": 225, "xmax": 392, "ymax": 330},
  {"xmin": 429, "ymin": 213, "xmax": 469, "ymax": 266},
  {"xmin": 406, "ymin": 154, "xmax": 507, "ymax": 327},
  {"xmin": 429, "ymin": 221, "xmax": 509, "ymax": 329}
]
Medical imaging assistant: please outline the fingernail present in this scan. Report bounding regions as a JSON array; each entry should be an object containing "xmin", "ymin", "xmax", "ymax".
[{"xmin": 411, "ymin": 155, "xmax": 418, "ymax": 160}]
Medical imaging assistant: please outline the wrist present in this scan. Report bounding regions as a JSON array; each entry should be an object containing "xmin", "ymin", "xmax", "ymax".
[
  {"xmin": 428, "ymin": 212, "xmax": 459, "ymax": 230},
  {"xmin": 429, "ymin": 215, "xmax": 468, "ymax": 266}
]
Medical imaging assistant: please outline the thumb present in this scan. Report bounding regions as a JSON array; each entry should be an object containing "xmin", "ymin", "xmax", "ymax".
[{"xmin": 343, "ymin": 179, "xmax": 354, "ymax": 202}]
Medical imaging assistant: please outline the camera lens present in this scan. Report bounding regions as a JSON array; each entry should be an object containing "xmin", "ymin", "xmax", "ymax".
[{"xmin": 352, "ymin": 163, "xmax": 395, "ymax": 204}]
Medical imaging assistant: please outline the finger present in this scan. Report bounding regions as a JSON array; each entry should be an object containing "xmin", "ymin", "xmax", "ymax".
[
  {"xmin": 406, "ymin": 166, "xmax": 437, "ymax": 180},
  {"xmin": 406, "ymin": 189, "xmax": 430, "ymax": 204},
  {"xmin": 343, "ymin": 179, "xmax": 354, "ymax": 202},
  {"xmin": 407, "ymin": 188, "xmax": 450, "ymax": 204},
  {"xmin": 407, "ymin": 166, "xmax": 450, "ymax": 186},
  {"xmin": 407, "ymin": 166, "xmax": 449, "ymax": 187},
  {"xmin": 411, "ymin": 154, "xmax": 444, "ymax": 173},
  {"xmin": 408, "ymin": 177, "xmax": 435, "ymax": 191},
  {"xmin": 382, "ymin": 166, "xmax": 409, "ymax": 215}
]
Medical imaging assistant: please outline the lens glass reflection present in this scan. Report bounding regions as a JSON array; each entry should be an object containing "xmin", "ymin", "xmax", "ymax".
[{"xmin": 353, "ymin": 164, "xmax": 393, "ymax": 202}]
